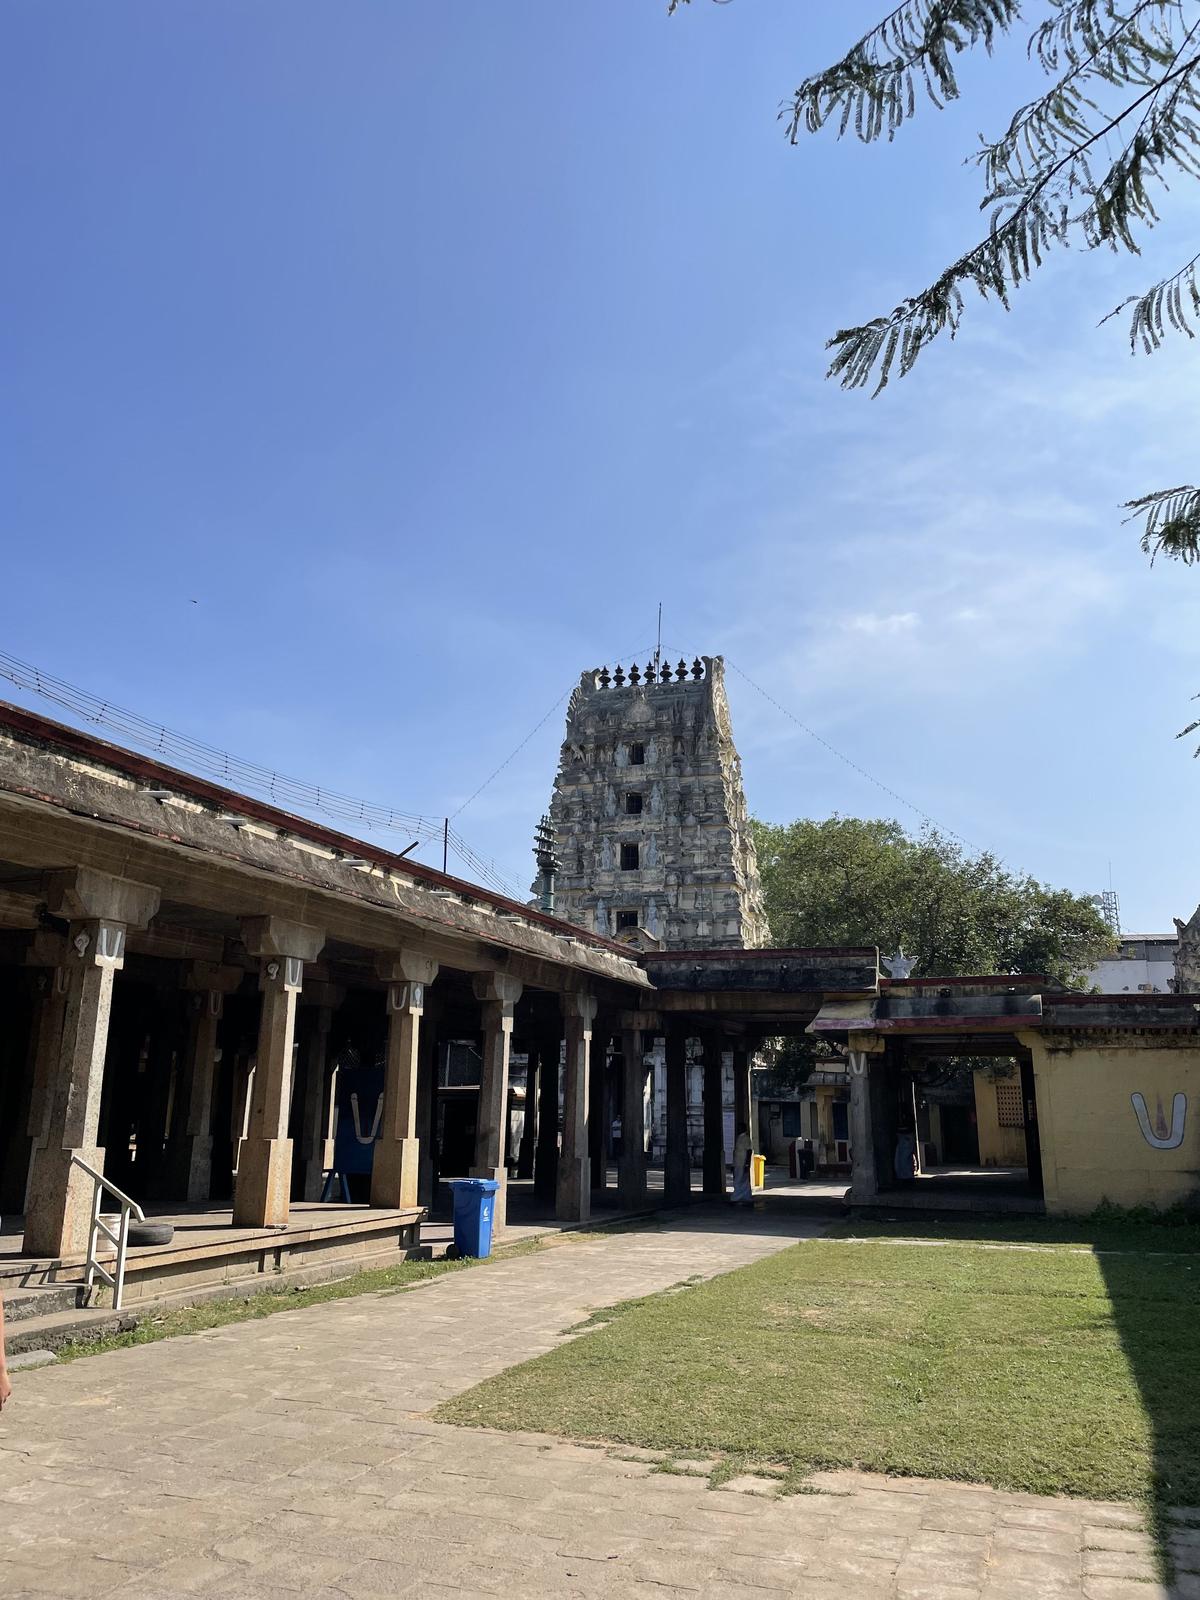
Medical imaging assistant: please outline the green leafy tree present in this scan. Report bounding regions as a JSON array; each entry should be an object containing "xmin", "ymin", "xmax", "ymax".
[
  {"xmin": 669, "ymin": 0, "xmax": 1200, "ymax": 565},
  {"xmin": 751, "ymin": 815, "xmax": 1116, "ymax": 983}
]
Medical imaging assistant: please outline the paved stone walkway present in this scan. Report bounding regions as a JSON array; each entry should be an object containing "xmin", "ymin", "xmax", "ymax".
[{"xmin": 0, "ymin": 1207, "xmax": 1190, "ymax": 1599}]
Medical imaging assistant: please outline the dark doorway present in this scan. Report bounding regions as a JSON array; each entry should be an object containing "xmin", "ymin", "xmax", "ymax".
[
  {"xmin": 861, "ymin": 1044, "xmax": 1045, "ymax": 1211},
  {"xmin": 1021, "ymin": 1057, "xmax": 1044, "ymax": 1196},
  {"xmin": 437, "ymin": 1094, "xmax": 478, "ymax": 1177},
  {"xmin": 939, "ymin": 1103, "xmax": 981, "ymax": 1166}
]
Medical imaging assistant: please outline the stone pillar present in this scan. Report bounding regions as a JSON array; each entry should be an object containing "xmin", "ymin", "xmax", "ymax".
[
  {"xmin": 847, "ymin": 1039, "xmax": 883, "ymax": 1205},
  {"xmin": 171, "ymin": 964, "xmax": 242, "ymax": 1203},
  {"xmin": 701, "ymin": 1031, "xmax": 726, "ymax": 1198},
  {"xmin": 618, "ymin": 1024, "xmax": 649, "ymax": 1209},
  {"xmin": 298, "ymin": 983, "xmax": 343, "ymax": 1202},
  {"xmin": 664, "ymin": 1025, "xmax": 690, "ymax": 1204},
  {"xmin": 534, "ymin": 1029, "xmax": 560, "ymax": 1208},
  {"xmin": 16, "ymin": 932, "xmax": 69, "ymax": 1214},
  {"xmin": 556, "ymin": 993, "xmax": 595, "ymax": 1222},
  {"xmin": 24, "ymin": 870, "xmax": 160, "ymax": 1257},
  {"xmin": 233, "ymin": 917, "xmax": 325, "ymax": 1228},
  {"xmin": 589, "ymin": 1016, "xmax": 611, "ymax": 1193},
  {"xmin": 816, "ymin": 1085, "xmax": 836, "ymax": 1165},
  {"xmin": 471, "ymin": 972, "xmax": 523, "ymax": 1227},
  {"xmin": 371, "ymin": 952, "xmax": 438, "ymax": 1210}
]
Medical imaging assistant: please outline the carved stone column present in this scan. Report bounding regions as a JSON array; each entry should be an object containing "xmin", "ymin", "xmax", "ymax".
[
  {"xmin": 16, "ymin": 931, "xmax": 68, "ymax": 1215},
  {"xmin": 664, "ymin": 1024, "xmax": 690, "ymax": 1204},
  {"xmin": 24, "ymin": 870, "xmax": 160, "ymax": 1257},
  {"xmin": 556, "ymin": 993, "xmax": 596, "ymax": 1222},
  {"xmin": 233, "ymin": 917, "xmax": 325, "ymax": 1228},
  {"xmin": 471, "ymin": 971, "xmax": 523, "ymax": 1227},
  {"xmin": 847, "ymin": 1037, "xmax": 882, "ymax": 1205},
  {"xmin": 701, "ymin": 1031, "xmax": 727, "ymax": 1198},
  {"xmin": 372, "ymin": 952, "xmax": 438, "ymax": 1210},
  {"xmin": 298, "ymin": 982, "xmax": 343, "ymax": 1202},
  {"xmin": 171, "ymin": 963, "xmax": 243, "ymax": 1203}
]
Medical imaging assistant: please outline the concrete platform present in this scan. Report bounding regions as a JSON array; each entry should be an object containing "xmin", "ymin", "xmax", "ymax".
[{"xmin": 0, "ymin": 1200, "xmax": 425, "ymax": 1301}]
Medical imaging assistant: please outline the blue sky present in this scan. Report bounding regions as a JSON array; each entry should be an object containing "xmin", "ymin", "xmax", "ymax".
[{"xmin": 2, "ymin": 2, "xmax": 1198, "ymax": 930}]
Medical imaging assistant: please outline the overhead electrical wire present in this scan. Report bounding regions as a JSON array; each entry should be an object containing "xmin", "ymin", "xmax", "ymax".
[
  {"xmin": 0, "ymin": 630, "xmax": 987, "ymax": 905},
  {"xmin": 721, "ymin": 655, "xmax": 985, "ymax": 856},
  {"xmin": 0, "ymin": 649, "xmax": 529, "ymax": 901},
  {"xmin": 448, "ymin": 640, "xmax": 657, "ymax": 823}
]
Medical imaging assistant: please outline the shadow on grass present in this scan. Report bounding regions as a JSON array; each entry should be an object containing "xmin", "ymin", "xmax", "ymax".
[{"xmin": 837, "ymin": 1206, "xmax": 1200, "ymax": 1580}]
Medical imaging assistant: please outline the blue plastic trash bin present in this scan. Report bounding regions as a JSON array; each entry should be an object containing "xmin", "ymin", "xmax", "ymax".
[{"xmin": 450, "ymin": 1177, "xmax": 499, "ymax": 1258}]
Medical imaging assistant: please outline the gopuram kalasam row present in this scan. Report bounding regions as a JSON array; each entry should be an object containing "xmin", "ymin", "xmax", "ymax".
[{"xmin": 0, "ymin": 688, "xmax": 1198, "ymax": 1298}]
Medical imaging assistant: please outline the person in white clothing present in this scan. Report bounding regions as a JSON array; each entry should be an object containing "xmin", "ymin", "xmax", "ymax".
[{"xmin": 732, "ymin": 1123, "xmax": 754, "ymax": 1205}]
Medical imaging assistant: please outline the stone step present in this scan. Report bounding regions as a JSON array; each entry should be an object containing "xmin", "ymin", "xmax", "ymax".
[
  {"xmin": 2, "ymin": 1282, "xmax": 89, "ymax": 1324},
  {"xmin": 8, "ymin": 1348, "xmax": 59, "ymax": 1372},
  {"xmin": 3, "ymin": 1302, "xmax": 136, "ymax": 1358},
  {"xmin": 0, "ymin": 1257, "xmax": 75, "ymax": 1290}
]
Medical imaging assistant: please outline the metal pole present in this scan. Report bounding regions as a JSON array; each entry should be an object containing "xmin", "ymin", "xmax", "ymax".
[{"xmin": 443, "ymin": 817, "xmax": 449, "ymax": 875}]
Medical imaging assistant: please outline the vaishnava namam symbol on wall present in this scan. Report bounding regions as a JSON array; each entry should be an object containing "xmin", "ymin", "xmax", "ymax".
[{"xmin": 1130, "ymin": 1091, "xmax": 1187, "ymax": 1150}]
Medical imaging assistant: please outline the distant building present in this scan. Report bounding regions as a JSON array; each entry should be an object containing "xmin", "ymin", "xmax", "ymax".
[
  {"xmin": 547, "ymin": 655, "xmax": 768, "ymax": 950},
  {"xmin": 1087, "ymin": 933, "xmax": 1178, "ymax": 994},
  {"xmin": 544, "ymin": 653, "xmax": 768, "ymax": 1167}
]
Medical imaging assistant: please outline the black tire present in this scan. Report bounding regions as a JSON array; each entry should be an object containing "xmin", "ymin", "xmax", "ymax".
[{"xmin": 126, "ymin": 1221, "xmax": 175, "ymax": 1247}]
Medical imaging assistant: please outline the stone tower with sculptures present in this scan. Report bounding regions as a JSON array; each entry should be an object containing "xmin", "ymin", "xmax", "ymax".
[{"xmin": 545, "ymin": 654, "xmax": 768, "ymax": 951}]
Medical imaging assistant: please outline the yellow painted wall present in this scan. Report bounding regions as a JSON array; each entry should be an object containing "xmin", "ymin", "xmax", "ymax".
[
  {"xmin": 972, "ymin": 1071, "xmax": 1027, "ymax": 1168},
  {"xmin": 1018, "ymin": 1033, "xmax": 1200, "ymax": 1215}
]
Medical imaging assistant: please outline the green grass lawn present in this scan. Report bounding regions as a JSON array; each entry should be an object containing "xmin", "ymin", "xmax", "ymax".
[{"xmin": 436, "ymin": 1219, "xmax": 1200, "ymax": 1506}]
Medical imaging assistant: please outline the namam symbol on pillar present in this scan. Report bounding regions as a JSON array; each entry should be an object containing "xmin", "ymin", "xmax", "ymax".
[
  {"xmin": 1131, "ymin": 1091, "xmax": 1187, "ymax": 1150},
  {"xmin": 350, "ymin": 1092, "xmax": 384, "ymax": 1145}
]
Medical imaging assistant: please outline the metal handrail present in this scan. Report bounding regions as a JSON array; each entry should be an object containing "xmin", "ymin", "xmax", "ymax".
[{"xmin": 70, "ymin": 1154, "xmax": 145, "ymax": 1312}]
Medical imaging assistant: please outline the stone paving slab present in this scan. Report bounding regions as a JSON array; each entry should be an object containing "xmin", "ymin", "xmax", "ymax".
[{"xmin": 0, "ymin": 1206, "xmax": 1188, "ymax": 1598}]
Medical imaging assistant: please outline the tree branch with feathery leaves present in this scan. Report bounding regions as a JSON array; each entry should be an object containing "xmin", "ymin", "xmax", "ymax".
[{"xmin": 669, "ymin": 0, "xmax": 1200, "ymax": 568}]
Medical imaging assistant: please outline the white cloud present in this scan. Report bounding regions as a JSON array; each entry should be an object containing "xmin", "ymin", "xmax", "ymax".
[{"xmin": 844, "ymin": 610, "xmax": 919, "ymax": 636}]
